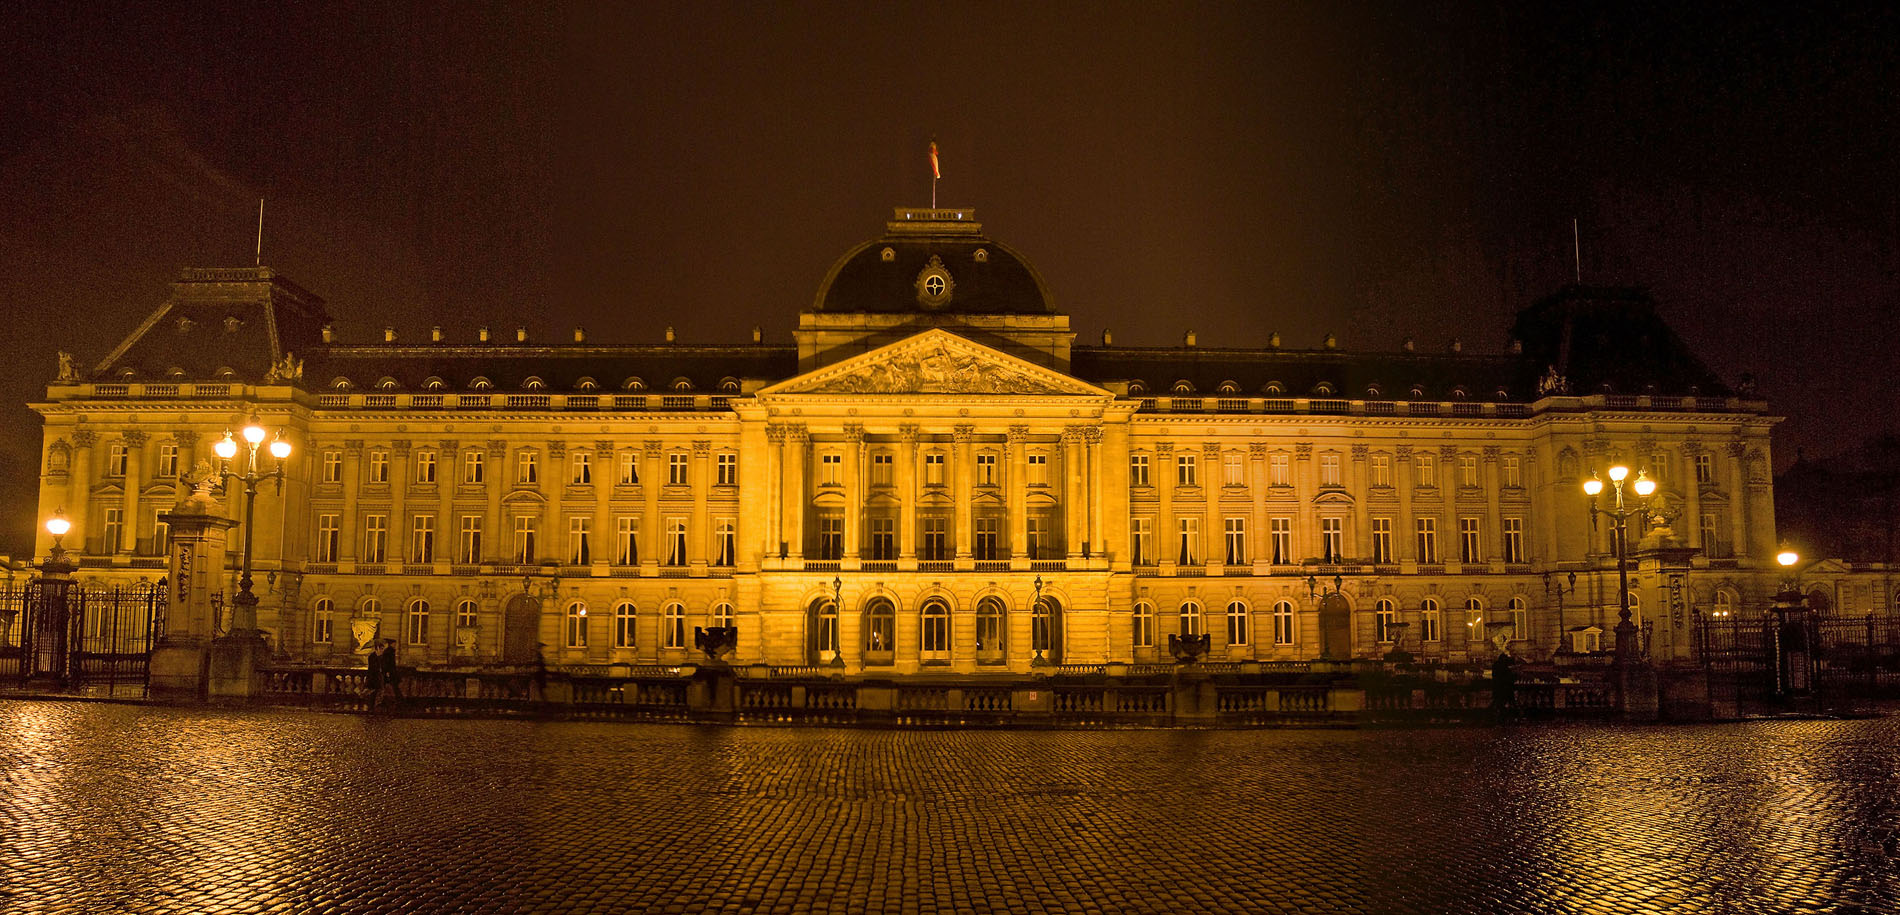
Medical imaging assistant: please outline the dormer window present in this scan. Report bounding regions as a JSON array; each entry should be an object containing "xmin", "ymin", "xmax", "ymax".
[
  {"xmin": 623, "ymin": 377, "xmax": 646, "ymax": 392},
  {"xmin": 377, "ymin": 377, "xmax": 400, "ymax": 390},
  {"xmin": 522, "ymin": 377, "xmax": 545, "ymax": 390},
  {"xmin": 718, "ymin": 377, "xmax": 740, "ymax": 393},
  {"xmin": 973, "ymin": 248, "xmax": 989, "ymax": 263},
  {"xmin": 1127, "ymin": 380, "xmax": 1147, "ymax": 396},
  {"xmin": 469, "ymin": 377, "xmax": 492, "ymax": 391},
  {"xmin": 422, "ymin": 377, "xmax": 447, "ymax": 391},
  {"xmin": 575, "ymin": 377, "xmax": 598, "ymax": 392},
  {"xmin": 880, "ymin": 247, "xmax": 895, "ymax": 262},
  {"xmin": 1217, "ymin": 380, "xmax": 1240, "ymax": 395},
  {"xmin": 1263, "ymin": 381, "xmax": 1285, "ymax": 396},
  {"xmin": 331, "ymin": 377, "xmax": 353, "ymax": 391},
  {"xmin": 1171, "ymin": 380, "xmax": 1194, "ymax": 395},
  {"xmin": 215, "ymin": 366, "xmax": 236, "ymax": 379},
  {"xmin": 1312, "ymin": 382, "xmax": 1336, "ymax": 396},
  {"xmin": 671, "ymin": 377, "xmax": 693, "ymax": 392}
]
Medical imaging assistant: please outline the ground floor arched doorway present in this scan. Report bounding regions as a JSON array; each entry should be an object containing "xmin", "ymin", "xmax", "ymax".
[
  {"xmin": 1318, "ymin": 593, "xmax": 1352, "ymax": 660},
  {"xmin": 502, "ymin": 594, "xmax": 540, "ymax": 663}
]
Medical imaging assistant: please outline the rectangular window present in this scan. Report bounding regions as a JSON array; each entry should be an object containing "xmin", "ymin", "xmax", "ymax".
[
  {"xmin": 818, "ymin": 515, "xmax": 843, "ymax": 560},
  {"xmin": 1176, "ymin": 454, "xmax": 1198, "ymax": 487},
  {"xmin": 102, "ymin": 507, "xmax": 124, "ymax": 553},
  {"xmin": 869, "ymin": 518, "xmax": 895, "ymax": 560},
  {"xmin": 1027, "ymin": 453, "xmax": 1048, "ymax": 486},
  {"xmin": 925, "ymin": 452, "xmax": 946, "ymax": 486},
  {"xmin": 517, "ymin": 451, "xmax": 538, "ymax": 484},
  {"xmin": 1177, "ymin": 517, "xmax": 1200, "ymax": 565},
  {"xmin": 669, "ymin": 452, "xmax": 690, "ymax": 486},
  {"xmin": 1502, "ymin": 518, "xmax": 1523, "ymax": 564},
  {"xmin": 974, "ymin": 517, "xmax": 1001, "ymax": 560},
  {"xmin": 817, "ymin": 452, "xmax": 841, "ymax": 486},
  {"xmin": 1502, "ymin": 456, "xmax": 1522, "ymax": 488},
  {"xmin": 1650, "ymin": 451, "xmax": 1670, "ymax": 483},
  {"xmin": 922, "ymin": 516, "xmax": 948, "ymax": 560},
  {"xmin": 368, "ymin": 450, "xmax": 389, "ymax": 483},
  {"xmin": 1459, "ymin": 517, "xmax": 1481, "ymax": 563},
  {"xmin": 1415, "ymin": 453, "xmax": 1437, "ymax": 488},
  {"xmin": 322, "ymin": 450, "xmax": 343, "ymax": 484},
  {"xmin": 108, "ymin": 444, "xmax": 128, "ymax": 477},
  {"xmin": 871, "ymin": 452, "xmax": 894, "ymax": 486},
  {"xmin": 716, "ymin": 452, "xmax": 738, "ymax": 486},
  {"xmin": 512, "ymin": 516, "xmax": 536, "ymax": 563},
  {"xmin": 1319, "ymin": 453, "xmax": 1341, "ymax": 487},
  {"xmin": 1415, "ymin": 517, "xmax": 1438, "ymax": 564},
  {"xmin": 151, "ymin": 510, "xmax": 170, "ymax": 556},
  {"xmin": 618, "ymin": 451, "xmax": 639, "ymax": 485},
  {"xmin": 977, "ymin": 452, "xmax": 998, "ymax": 485},
  {"xmin": 570, "ymin": 451, "xmax": 591, "ymax": 485},
  {"xmin": 1131, "ymin": 517, "xmax": 1153, "ymax": 565},
  {"xmin": 317, "ymin": 514, "xmax": 340, "ymax": 562},
  {"xmin": 1223, "ymin": 452, "xmax": 1246, "ymax": 487},
  {"xmin": 1224, "ymin": 517, "xmax": 1247, "ymax": 564},
  {"xmin": 1269, "ymin": 453, "xmax": 1291, "ymax": 486},
  {"xmin": 1320, "ymin": 517, "xmax": 1342, "ymax": 561},
  {"xmin": 411, "ymin": 514, "xmax": 435, "ymax": 563},
  {"xmin": 464, "ymin": 451, "xmax": 485, "ymax": 484},
  {"xmin": 617, "ymin": 517, "xmax": 639, "ymax": 565},
  {"xmin": 1695, "ymin": 453, "xmax": 1714, "ymax": 484},
  {"xmin": 1370, "ymin": 454, "xmax": 1392, "ymax": 488},
  {"xmin": 1270, "ymin": 517, "xmax": 1292, "ymax": 565},
  {"xmin": 1700, "ymin": 513, "xmax": 1719, "ymax": 556},
  {"xmin": 666, "ymin": 518, "xmax": 689, "ymax": 566},
  {"xmin": 1026, "ymin": 516, "xmax": 1049, "ymax": 559},
  {"xmin": 568, "ymin": 517, "xmax": 591, "ymax": 564},
  {"xmin": 157, "ymin": 442, "xmax": 179, "ymax": 479},
  {"xmin": 1371, "ymin": 517, "xmax": 1392, "ymax": 564},
  {"xmin": 1129, "ymin": 453, "xmax": 1150, "ymax": 486},
  {"xmin": 714, "ymin": 518, "xmax": 735, "ymax": 566},
  {"xmin": 459, "ymin": 516, "xmax": 482, "ymax": 564},
  {"xmin": 1459, "ymin": 455, "xmax": 1479, "ymax": 488},
  {"xmin": 415, "ymin": 450, "xmax": 437, "ymax": 484},
  {"xmin": 364, "ymin": 514, "xmax": 388, "ymax": 563}
]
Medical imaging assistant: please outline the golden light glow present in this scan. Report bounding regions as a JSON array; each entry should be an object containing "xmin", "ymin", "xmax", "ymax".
[
  {"xmin": 214, "ymin": 433, "xmax": 238, "ymax": 460},
  {"xmin": 241, "ymin": 423, "xmax": 267, "ymax": 445},
  {"xmin": 1607, "ymin": 464, "xmax": 1629, "ymax": 482},
  {"xmin": 1582, "ymin": 474, "xmax": 1603, "ymax": 496},
  {"xmin": 1777, "ymin": 550, "xmax": 1799, "ymax": 567},
  {"xmin": 45, "ymin": 512, "xmax": 70, "ymax": 537},
  {"xmin": 269, "ymin": 435, "xmax": 292, "ymax": 459},
  {"xmin": 1632, "ymin": 472, "xmax": 1656, "ymax": 497}
]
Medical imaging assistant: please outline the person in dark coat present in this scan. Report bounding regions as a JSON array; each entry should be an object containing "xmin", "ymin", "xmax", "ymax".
[
  {"xmin": 365, "ymin": 639, "xmax": 386, "ymax": 709},
  {"xmin": 1491, "ymin": 651, "xmax": 1519, "ymax": 720},
  {"xmin": 379, "ymin": 641, "xmax": 404, "ymax": 704}
]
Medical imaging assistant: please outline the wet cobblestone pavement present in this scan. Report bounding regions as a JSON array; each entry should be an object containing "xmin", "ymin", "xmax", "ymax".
[{"xmin": 3, "ymin": 702, "xmax": 1898, "ymax": 915}]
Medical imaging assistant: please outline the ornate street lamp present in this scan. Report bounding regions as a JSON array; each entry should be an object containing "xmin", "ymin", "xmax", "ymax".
[
  {"xmin": 1030, "ymin": 575, "xmax": 1050, "ymax": 667},
  {"xmin": 1545, "ymin": 570, "xmax": 1577, "ymax": 653},
  {"xmin": 214, "ymin": 416, "xmax": 292, "ymax": 635},
  {"xmin": 826, "ymin": 575, "xmax": 844, "ymax": 668},
  {"xmin": 1583, "ymin": 463, "xmax": 1655, "ymax": 663}
]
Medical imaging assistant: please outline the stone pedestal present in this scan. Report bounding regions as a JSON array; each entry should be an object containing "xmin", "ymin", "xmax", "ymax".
[
  {"xmin": 149, "ymin": 637, "xmax": 212, "ymax": 701},
  {"xmin": 154, "ymin": 481, "xmax": 241, "ymax": 702},
  {"xmin": 686, "ymin": 663, "xmax": 738, "ymax": 721},
  {"xmin": 208, "ymin": 632, "xmax": 270, "ymax": 700},
  {"xmin": 1171, "ymin": 666, "xmax": 1215, "ymax": 723},
  {"xmin": 1616, "ymin": 660, "xmax": 1660, "ymax": 721}
]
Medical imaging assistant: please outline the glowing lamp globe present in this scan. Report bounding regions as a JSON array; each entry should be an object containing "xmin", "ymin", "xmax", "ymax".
[
  {"xmin": 242, "ymin": 423, "xmax": 267, "ymax": 445},
  {"xmin": 1607, "ymin": 465, "xmax": 1629, "ymax": 482},
  {"xmin": 269, "ymin": 437, "xmax": 292, "ymax": 459},
  {"xmin": 214, "ymin": 434, "xmax": 238, "ymax": 460},
  {"xmin": 45, "ymin": 515, "xmax": 71, "ymax": 538},
  {"xmin": 1776, "ymin": 550, "xmax": 1799, "ymax": 568},
  {"xmin": 1582, "ymin": 475, "xmax": 1603, "ymax": 496},
  {"xmin": 1632, "ymin": 473, "xmax": 1656, "ymax": 497}
]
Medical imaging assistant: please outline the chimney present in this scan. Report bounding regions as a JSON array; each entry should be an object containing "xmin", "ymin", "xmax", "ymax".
[
  {"xmin": 516, "ymin": 327, "xmax": 527, "ymax": 342},
  {"xmin": 478, "ymin": 326, "xmax": 490, "ymax": 342},
  {"xmin": 431, "ymin": 326, "xmax": 442, "ymax": 342},
  {"xmin": 1268, "ymin": 332, "xmax": 1280, "ymax": 348},
  {"xmin": 1402, "ymin": 338, "xmax": 1416, "ymax": 353},
  {"xmin": 1449, "ymin": 338, "xmax": 1462, "ymax": 353},
  {"xmin": 1509, "ymin": 339, "xmax": 1523, "ymax": 354},
  {"xmin": 383, "ymin": 326, "xmax": 396, "ymax": 342}
]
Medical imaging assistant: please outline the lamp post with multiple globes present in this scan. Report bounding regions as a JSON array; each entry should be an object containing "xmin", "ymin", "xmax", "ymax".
[
  {"xmin": 213, "ymin": 416, "xmax": 292, "ymax": 635},
  {"xmin": 1583, "ymin": 463, "xmax": 1656, "ymax": 663}
]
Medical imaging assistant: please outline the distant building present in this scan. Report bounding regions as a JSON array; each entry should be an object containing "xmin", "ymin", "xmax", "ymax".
[
  {"xmin": 1775, "ymin": 442, "xmax": 1899, "ymax": 614},
  {"xmin": 29, "ymin": 207, "xmax": 1806, "ymax": 671}
]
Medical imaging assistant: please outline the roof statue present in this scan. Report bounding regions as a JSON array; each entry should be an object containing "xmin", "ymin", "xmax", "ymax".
[{"xmin": 56, "ymin": 351, "xmax": 78, "ymax": 383}]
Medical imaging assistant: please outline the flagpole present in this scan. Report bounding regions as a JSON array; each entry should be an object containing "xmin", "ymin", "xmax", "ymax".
[{"xmin": 255, "ymin": 199, "xmax": 265, "ymax": 267}]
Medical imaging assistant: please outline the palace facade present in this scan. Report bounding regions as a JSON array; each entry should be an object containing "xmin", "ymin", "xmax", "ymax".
[{"xmin": 32, "ymin": 208, "xmax": 1792, "ymax": 673}]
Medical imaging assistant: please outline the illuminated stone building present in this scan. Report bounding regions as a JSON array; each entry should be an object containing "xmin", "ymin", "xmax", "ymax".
[{"xmin": 31, "ymin": 208, "xmax": 1791, "ymax": 672}]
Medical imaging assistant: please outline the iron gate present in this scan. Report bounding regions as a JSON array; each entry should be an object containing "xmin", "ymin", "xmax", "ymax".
[
  {"xmin": 1697, "ymin": 609, "xmax": 1900, "ymax": 711},
  {"xmin": 0, "ymin": 581, "xmax": 165, "ymax": 694}
]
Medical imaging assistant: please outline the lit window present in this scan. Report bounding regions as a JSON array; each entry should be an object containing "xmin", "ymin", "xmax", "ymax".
[
  {"xmin": 1375, "ymin": 599, "xmax": 1397, "ymax": 643},
  {"xmin": 925, "ymin": 452, "xmax": 946, "ymax": 486},
  {"xmin": 363, "ymin": 514, "xmax": 387, "ymax": 563},
  {"xmin": 714, "ymin": 518, "xmax": 735, "ymax": 566},
  {"xmin": 568, "ymin": 517, "xmax": 591, "ymax": 564},
  {"xmin": 1133, "ymin": 602, "xmax": 1155, "ymax": 649},
  {"xmin": 456, "ymin": 599, "xmax": 479, "ymax": 630},
  {"xmin": 1415, "ymin": 518, "xmax": 1438, "ymax": 564},
  {"xmin": 312, "ymin": 598, "xmax": 334, "ymax": 644},
  {"xmin": 1320, "ymin": 517, "xmax": 1342, "ymax": 562},
  {"xmin": 1176, "ymin": 454, "xmax": 1197, "ymax": 487},
  {"xmin": 322, "ymin": 450, "xmax": 343, "ymax": 483},
  {"xmin": 512, "ymin": 516, "xmax": 536, "ymax": 563},
  {"xmin": 616, "ymin": 517, "xmax": 638, "ymax": 565},
  {"xmin": 459, "ymin": 516, "xmax": 482, "ymax": 564},
  {"xmin": 415, "ymin": 450, "xmax": 437, "ymax": 484},
  {"xmin": 819, "ymin": 453, "xmax": 842, "ymax": 486},
  {"xmin": 716, "ymin": 452, "xmax": 737, "ymax": 486},
  {"xmin": 1371, "ymin": 517, "xmax": 1392, "ymax": 564},
  {"xmin": 1269, "ymin": 453, "xmax": 1291, "ymax": 486},
  {"xmin": 1319, "ymin": 453, "xmax": 1341, "ymax": 487},
  {"xmin": 1226, "ymin": 600, "xmax": 1250, "ymax": 647},
  {"xmin": 662, "ymin": 603, "xmax": 687, "ymax": 649},
  {"xmin": 1178, "ymin": 601, "xmax": 1203, "ymax": 637},
  {"xmin": 411, "ymin": 514, "xmax": 435, "ymax": 563},
  {"xmin": 565, "ymin": 601, "xmax": 588, "ymax": 648},
  {"xmin": 871, "ymin": 452, "xmax": 894, "ymax": 486},
  {"xmin": 1270, "ymin": 517, "xmax": 1292, "ymax": 565},
  {"xmin": 1222, "ymin": 452, "xmax": 1245, "ymax": 487},
  {"xmin": 921, "ymin": 601, "xmax": 950, "ymax": 656},
  {"xmin": 666, "ymin": 518, "xmax": 688, "ymax": 566},
  {"xmin": 618, "ymin": 451, "xmax": 638, "ymax": 485},
  {"xmin": 1370, "ymin": 454, "xmax": 1392, "ymax": 487},
  {"xmin": 1420, "ymin": 599, "xmax": 1441, "ymax": 642},
  {"xmin": 613, "ymin": 601, "xmax": 637, "ymax": 648},
  {"xmin": 1027, "ymin": 453, "xmax": 1048, "ymax": 486},
  {"xmin": 570, "ymin": 451, "xmax": 591, "ymax": 485},
  {"xmin": 1273, "ymin": 601, "xmax": 1296, "ymax": 646},
  {"xmin": 1502, "ymin": 518, "xmax": 1523, "ymax": 564},
  {"xmin": 977, "ymin": 452, "xmax": 998, "ymax": 485},
  {"xmin": 1459, "ymin": 517, "xmax": 1481, "ymax": 563},
  {"xmin": 1224, "ymin": 517, "xmax": 1247, "ymax": 565},
  {"xmin": 1415, "ymin": 452, "xmax": 1437, "ymax": 488},
  {"xmin": 1502, "ymin": 456, "xmax": 1522, "ymax": 488},
  {"xmin": 316, "ymin": 514, "xmax": 340, "ymax": 563},
  {"xmin": 1130, "ymin": 517, "xmax": 1152, "ymax": 565},
  {"xmin": 517, "ymin": 451, "xmax": 538, "ymax": 484},
  {"xmin": 464, "ymin": 450, "xmax": 485, "ymax": 484},
  {"xmin": 1177, "ymin": 517, "xmax": 1200, "ymax": 565},
  {"xmin": 368, "ymin": 450, "xmax": 389, "ymax": 483},
  {"xmin": 407, "ymin": 599, "xmax": 430, "ymax": 646},
  {"xmin": 1459, "ymin": 454, "xmax": 1479, "ymax": 488},
  {"xmin": 975, "ymin": 597, "xmax": 1005, "ymax": 660}
]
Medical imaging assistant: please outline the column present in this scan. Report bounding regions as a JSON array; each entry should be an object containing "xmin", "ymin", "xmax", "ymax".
[
  {"xmin": 1154, "ymin": 441, "xmax": 1175, "ymax": 570},
  {"xmin": 953, "ymin": 425, "xmax": 974, "ymax": 560},
  {"xmin": 1064, "ymin": 428, "xmax": 1085, "ymax": 561},
  {"xmin": 1294, "ymin": 443, "xmax": 1315, "ymax": 559},
  {"xmin": 389, "ymin": 440, "xmax": 412, "ymax": 565},
  {"xmin": 1395, "ymin": 446, "xmax": 1414, "ymax": 563},
  {"xmin": 1007, "ymin": 425, "xmax": 1029, "ymax": 562},
  {"xmin": 1439, "ymin": 446, "xmax": 1459, "ymax": 567},
  {"xmin": 898, "ymin": 424, "xmax": 919, "ymax": 561},
  {"xmin": 119, "ymin": 430, "xmax": 147, "ymax": 554},
  {"xmin": 484, "ymin": 441, "xmax": 506, "ymax": 563},
  {"xmin": 340, "ymin": 440, "xmax": 364, "ymax": 562},
  {"xmin": 592, "ymin": 441, "xmax": 614, "ymax": 570},
  {"xmin": 1726, "ymin": 441, "xmax": 1749, "ymax": 558},
  {"xmin": 1249, "ymin": 442, "xmax": 1269, "ymax": 570},
  {"xmin": 1084, "ymin": 427, "xmax": 1105, "ymax": 560},
  {"xmin": 67, "ymin": 429, "xmax": 95, "ymax": 553},
  {"xmin": 1202, "ymin": 441, "xmax": 1221, "ymax": 568},
  {"xmin": 764, "ymin": 425, "xmax": 785, "ymax": 559},
  {"xmin": 841, "ymin": 425, "xmax": 863, "ymax": 562},
  {"xmin": 1349, "ymin": 444, "xmax": 1371, "ymax": 560},
  {"xmin": 782, "ymin": 427, "xmax": 806, "ymax": 561},
  {"xmin": 438, "ymin": 440, "xmax": 459, "ymax": 564},
  {"xmin": 1680, "ymin": 443, "xmax": 1704, "ymax": 551},
  {"xmin": 1101, "ymin": 422, "xmax": 1130, "ymax": 570},
  {"xmin": 689, "ymin": 440, "xmax": 711, "ymax": 570},
  {"xmin": 1482, "ymin": 446, "xmax": 1504, "ymax": 562},
  {"xmin": 543, "ymin": 441, "xmax": 564, "ymax": 564},
  {"xmin": 642, "ymin": 440, "xmax": 664, "ymax": 568}
]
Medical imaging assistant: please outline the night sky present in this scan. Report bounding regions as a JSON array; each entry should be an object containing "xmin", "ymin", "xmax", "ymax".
[{"xmin": 0, "ymin": 2, "xmax": 1894, "ymax": 558}]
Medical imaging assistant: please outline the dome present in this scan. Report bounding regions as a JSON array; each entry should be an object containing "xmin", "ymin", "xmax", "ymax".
[{"xmin": 812, "ymin": 209, "xmax": 1056, "ymax": 315}]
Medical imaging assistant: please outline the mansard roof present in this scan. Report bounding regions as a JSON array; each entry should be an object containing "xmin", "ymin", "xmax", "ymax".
[
  {"xmin": 812, "ymin": 209, "xmax": 1056, "ymax": 316},
  {"xmin": 91, "ymin": 267, "xmax": 329, "ymax": 382},
  {"xmin": 1070, "ymin": 346, "xmax": 1537, "ymax": 400},
  {"xmin": 308, "ymin": 345, "xmax": 797, "ymax": 392}
]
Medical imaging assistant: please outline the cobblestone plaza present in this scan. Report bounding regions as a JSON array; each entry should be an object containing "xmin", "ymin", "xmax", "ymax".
[{"xmin": 3, "ymin": 702, "xmax": 1897, "ymax": 915}]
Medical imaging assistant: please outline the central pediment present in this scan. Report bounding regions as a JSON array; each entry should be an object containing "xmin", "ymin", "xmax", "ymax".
[{"xmin": 761, "ymin": 329, "xmax": 1108, "ymax": 397}]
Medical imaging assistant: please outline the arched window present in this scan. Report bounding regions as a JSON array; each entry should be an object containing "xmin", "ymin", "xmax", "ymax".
[
  {"xmin": 1133, "ymin": 601, "xmax": 1155, "ymax": 649},
  {"xmin": 662, "ymin": 602, "xmax": 687, "ymax": 650},
  {"xmin": 1509, "ymin": 597, "xmax": 1528, "ymax": 641},
  {"xmin": 1272, "ymin": 600, "xmax": 1296, "ymax": 646},
  {"xmin": 455, "ymin": 599, "xmax": 478, "ymax": 630},
  {"xmin": 1627, "ymin": 591, "xmax": 1643, "ymax": 624},
  {"xmin": 1178, "ymin": 601, "xmax": 1203, "ymax": 637},
  {"xmin": 312, "ymin": 598, "xmax": 334, "ymax": 644},
  {"xmin": 1465, "ymin": 597, "xmax": 1485, "ymax": 646},
  {"xmin": 407, "ymin": 599, "xmax": 430, "ymax": 646},
  {"xmin": 975, "ymin": 597, "xmax": 1006, "ymax": 662},
  {"xmin": 565, "ymin": 600, "xmax": 588, "ymax": 649},
  {"xmin": 711, "ymin": 601, "xmax": 735, "ymax": 630},
  {"xmin": 1712, "ymin": 590, "xmax": 1736, "ymax": 619},
  {"xmin": 1375, "ymin": 598, "xmax": 1398, "ymax": 644},
  {"xmin": 864, "ymin": 598, "xmax": 896, "ymax": 663},
  {"xmin": 1031, "ymin": 595, "xmax": 1060, "ymax": 661},
  {"xmin": 810, "ymin": 597, "xmax": 840, "ymax": 661},
  {"xmin": 1421, "ymin": 597, "xmax": 1442, "ymax": 642},
  {"xmin": 921, "ymin": 600, "xmax": 950, "ymax": 659},
  {"xmin": 1226, "ymin": 600, "xmax": 1250, "ymax": 647},
  {"xmin": 613, "ymin": 601, "xmax": 637, "ymax": 648}
]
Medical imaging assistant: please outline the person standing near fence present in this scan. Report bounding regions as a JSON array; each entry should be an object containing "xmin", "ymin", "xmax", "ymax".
[
  {"xmin": 379, "ymin": 640, "xmax": 404, "ymax": 705},
  {"xmin": 365, "ymin": 639, "xmax": 386, "ymax": 709}
]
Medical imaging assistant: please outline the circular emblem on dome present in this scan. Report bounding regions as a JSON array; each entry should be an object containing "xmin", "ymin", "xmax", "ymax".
[{"xmin": 914, "ymin": 254, "xmax": 955, "ymax": 309}]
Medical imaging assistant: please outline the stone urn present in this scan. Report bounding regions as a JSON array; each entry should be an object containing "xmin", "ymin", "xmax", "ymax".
[
  {"xmin": 351, "ymin": 616, "xmax": 381, "ymax": 655},
  {"xmin": 454, "ymin": 625, "xmax": 480, "ymax": 657}
]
